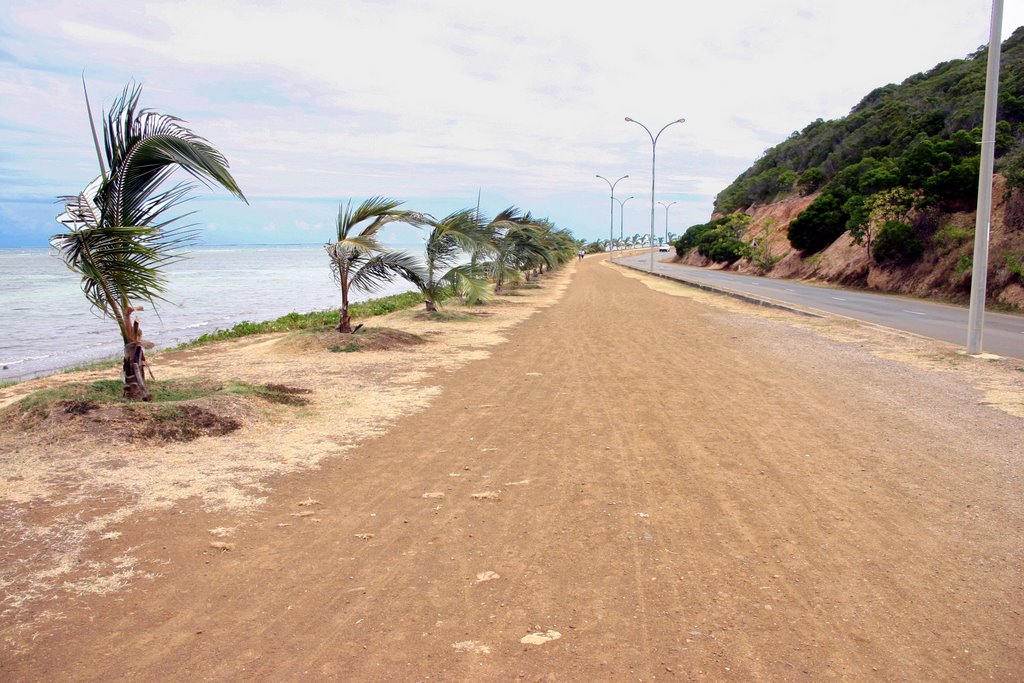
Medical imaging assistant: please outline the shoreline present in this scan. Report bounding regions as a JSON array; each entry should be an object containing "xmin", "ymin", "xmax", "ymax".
[
  {"xmin": 0, "ymin": 245, "xmax": 420, "ymax": 383},
  {"xmin": 0, "ymin": 290, "xmax": 424, "ymax": 384}
]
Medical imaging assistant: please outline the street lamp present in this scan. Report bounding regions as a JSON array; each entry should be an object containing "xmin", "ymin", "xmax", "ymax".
[
  {"xmin": 596, "ymin": 174, "xmax": 628, "ymax": 255},
  {"xmin": 614, "ymin": 195, "xmax": 634, "ymax": 246},
  {"xmin": 658, "ymin": 200, "xmax": 677, "ymax": 246},
  {"xmin": 625, "ymin": 116, "xmax": 685, "ymax": 271}
]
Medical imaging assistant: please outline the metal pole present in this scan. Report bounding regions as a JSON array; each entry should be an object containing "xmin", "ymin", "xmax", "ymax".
[
  {"xmin": 597, "ymin": 174, "xmax": 628, "ymax": 256},
  {"xmin": 658, "ymin": 200, "xmax": 676, "ymax": 245},
  {"xmin": 649, "ymin": 143, "xmax": 656, "ymax": 269},
  {"xmin": 626, "ymin": 117, "xmax": 685, "ymax": 272},
  {"xmin": 615, "ymin": 196, "xmax": 634, "ymax": 244},
  {"xmin": 966, "ymin": 0, "xmax": 1003, "ymax": 355}
]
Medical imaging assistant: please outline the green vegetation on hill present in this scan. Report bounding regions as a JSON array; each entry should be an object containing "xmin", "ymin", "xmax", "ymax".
[
  {"xmin": 712, "ymin": 26, "xmax": 1024, "ymax": 256},
  {"xmin": 674, "ymin": 214, "xmax": 752, "ymax": 264}
]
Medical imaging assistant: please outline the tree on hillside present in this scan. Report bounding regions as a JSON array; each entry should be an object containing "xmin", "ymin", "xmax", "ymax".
[
  {"xmin": 787, "ymin": 189, "xmax": 851, "ymax": 253},
  {"xmin": 713, "ymin": 25, "xmax": 1024, "ymax": 214},
  {"xmin": 325, "ymin": 197, "xmax": 427, "ymax": 333},
  {"xmin": 846, "ymin": 187, "xmax": 924, "ymax": 259},
  {"xmin": 52, "ymin": 83, "xmax": 246, "ymax": 401}
]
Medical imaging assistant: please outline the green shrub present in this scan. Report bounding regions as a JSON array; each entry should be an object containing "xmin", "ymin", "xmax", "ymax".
[
  {"xmin": 704, "ymin": 236, "xmax": 749, "ymax": 263},
  {"xmin": 798, "ymin": 168, "xmax": 826, "ymax": 193},
  {"xmin": 934, "ymin": 223, "xmax": 974, "ymax": 251},
  {"xmin": 676, "ymin": 214, "xmax": 753, "ymax": 263},
  {"xmin": 872, "ymin": 221, "xmax": 924, "ymax": 263},
  {"xmin": 788, "ymin": 189, "xmax": 851, "ymax": 253},
  {"xmin": 1006, "ymin": 251, "xmax": 1024, "ymax": 279}
]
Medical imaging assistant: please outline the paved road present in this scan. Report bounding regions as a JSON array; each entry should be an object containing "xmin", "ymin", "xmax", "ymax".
[{"xmin": 615, "ymin": 250, "xmax": 1024, "ymax": 360}]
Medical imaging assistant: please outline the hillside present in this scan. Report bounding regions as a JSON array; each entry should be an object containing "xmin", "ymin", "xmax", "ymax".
[{"xmin": 677, "ymin": 26, "xmax": 1024, "ymax": 311}]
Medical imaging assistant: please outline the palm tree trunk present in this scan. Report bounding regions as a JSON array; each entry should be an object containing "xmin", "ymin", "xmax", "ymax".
[
  {"xmin": 122, "ymin": 342, "xmax": 151, "ymax": 400},
  {"xmin": 122, "ymin": 317, "xmax": 151, "ymax": 400},
  {"xmin": 424, "ymin": 299, "xmax": 437, "ymax": 312},
  {"xmin": 338, "ymin": 280, "xmax": 353, "ymax": 333}
]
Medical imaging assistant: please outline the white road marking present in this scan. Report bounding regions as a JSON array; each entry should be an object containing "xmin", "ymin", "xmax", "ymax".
[
  {"xmin": 831, "ymin": 296, "xmax": 847, "ymax": 301},
  {"xmin": 903, "ymin": 310, "xmax": 927, "ymax": 316}
]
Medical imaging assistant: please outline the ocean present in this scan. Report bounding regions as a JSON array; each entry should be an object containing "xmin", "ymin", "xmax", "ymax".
[{"xmin": 0, "ymin": 244, "xmax": 418, "ymax": 382}]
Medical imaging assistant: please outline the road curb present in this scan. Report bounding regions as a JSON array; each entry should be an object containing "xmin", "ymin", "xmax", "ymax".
[{"xmin": 611, "ymin": 259, "xmax": 825, "ymax": 318}]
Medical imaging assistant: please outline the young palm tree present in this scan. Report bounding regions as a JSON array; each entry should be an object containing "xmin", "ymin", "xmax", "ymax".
[
  {"xmin": 325, "ymin": 197, "xmax": 426, "ymax": 333},
  {"xmin": 52, "ymin": 83, "xmax": 246, "ymax": 400},
  {"xmin": 473, "ymin": 207, "xmax": 546, "ymax": 292},
  {"xmin": 418, "ymin": 209, "xmax": 491, "ymax": 311}
]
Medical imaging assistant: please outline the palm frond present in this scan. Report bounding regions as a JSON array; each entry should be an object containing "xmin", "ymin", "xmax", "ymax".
[
  {"xmin": 100, "ymin": 84, "xmax": 246, "ymax": 230},
  {"xmin": 52, "ymin": 82, "xmax": 246, "ymax": 343},
  {"xmin": 350, "ymin": 249, "xmax": 426, "ymax": 293},
  {"xmin": 336, "ymin": 196, "xmax": 427, "ymax": 241},
  {"xmin": 442, "ymin": 264, "xmax": 492, "ymax": 306}
]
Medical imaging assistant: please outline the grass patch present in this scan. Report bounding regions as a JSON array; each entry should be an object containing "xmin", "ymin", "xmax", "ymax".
[
  {"xmin": 177, "ymin": 291, "xmax": 424, "ymax": 349},
  {"xmin": 0, "ymin": 380, "xmax": 18, "ymax": 389},
  {"xmin": 61, "ymin": 357, "xmax": 120, "ymax": 375},
  {"xmin": 1006, "ymin": 251, "xmax": 1024, "ymax": 280},
  {"xmin": 934, "ymin": 223, "xmax": 973, "ymax": 251}
]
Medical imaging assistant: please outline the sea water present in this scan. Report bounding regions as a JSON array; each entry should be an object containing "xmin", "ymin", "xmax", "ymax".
[{"xmin": 0, "ymin": 244, "xmax": 418, "ymax": 381}]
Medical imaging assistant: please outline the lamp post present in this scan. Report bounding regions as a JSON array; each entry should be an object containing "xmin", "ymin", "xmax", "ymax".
[
  {"xmin": 625, "ymin": 116, "xmax": 685, "ymax": 271},
  {"xmin": 967, "ymin": 0, "xmax": 1004, "ymax": 354},
  {"xmin": 596, "ymin": 174, "xmax": 628, "ymax": 255},
  {"xmin": 658, "ymin": 200, "xmax": 677, "ymax": 246},
  {"xmin": 614, "ymin": 195, "xmax": 634, "ymax": 247}
]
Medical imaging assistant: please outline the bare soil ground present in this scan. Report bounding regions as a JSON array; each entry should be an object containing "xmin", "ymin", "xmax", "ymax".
[{"xmin": 1, "ymin": 255, "xmax": 1022, "ymax": 681}]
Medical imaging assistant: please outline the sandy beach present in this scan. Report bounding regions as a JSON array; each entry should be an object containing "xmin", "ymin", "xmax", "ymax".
[{"xmin": 1, "ymin": 255, "xmax": 1022, "ymax": 681}]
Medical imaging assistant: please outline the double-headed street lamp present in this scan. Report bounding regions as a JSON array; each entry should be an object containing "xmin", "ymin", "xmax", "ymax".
[
  {"xmin": 658, "ymin": 200, "xmax": 677, "ymax": 246},
  {"xmin": 614, "ymin": 195, "xmax": 634, "ymax": 245},
  {"xmin": 625, "ymin": 116, "xmax": 685, "ymax": 271},
  {"xmin": 596, "ymin": 174, "xmax": 628, "ymax": 253}
]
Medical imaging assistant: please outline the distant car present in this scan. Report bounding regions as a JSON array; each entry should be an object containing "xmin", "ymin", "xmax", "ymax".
[{"xmin": 658, "ymin": 245, "xmax": 670, "ymax": 252}]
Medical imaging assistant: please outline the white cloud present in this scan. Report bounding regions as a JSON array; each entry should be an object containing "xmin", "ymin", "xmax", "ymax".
[{"xmin": 1, "ymin": 0, "xmax": 1021, "ymax": 243}]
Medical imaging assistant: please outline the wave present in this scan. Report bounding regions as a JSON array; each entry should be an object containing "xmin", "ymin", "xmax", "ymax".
[{"xmin": 0, "ymin": 353, "xmax": 54, "ymax": 366}]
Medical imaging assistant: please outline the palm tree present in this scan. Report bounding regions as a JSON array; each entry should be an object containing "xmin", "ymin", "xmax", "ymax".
[
  {"xmin": 474, "ymin": 207, "xmax": 546, "ymax": 292},
  {"xmin": 52, "ymin": 83, "xmax": 246, "ymax": 400},
  {"xmin": 325, "ymin": 197, "xmax": 426, "ymax": 333},
  {"xmin": 418, "ymin": 209, "xmax": 491, "ymax": 311}
]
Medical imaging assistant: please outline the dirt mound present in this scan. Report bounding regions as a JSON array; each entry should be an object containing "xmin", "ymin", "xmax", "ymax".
[
  {"xmin": 4, "ymin": 384, "xmax": 309, "ymax": 444},
  {"xmin": 8, "ymin": 398, "xmax": 243, "ymax": 444},
  {"xmin": 277, "ymin": 326, "xmax": 428, "ymax": 353},
  {"xmin": 138, "ymin": 404, "xmax": 242, "ymax": 442}
]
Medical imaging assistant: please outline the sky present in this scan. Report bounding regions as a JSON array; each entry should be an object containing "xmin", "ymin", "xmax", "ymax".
[{"xmin": 1, "ymin": 0, "xmax": 1022, "ymax": 248}]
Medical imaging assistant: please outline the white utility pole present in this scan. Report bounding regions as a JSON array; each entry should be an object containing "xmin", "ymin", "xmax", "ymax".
[{"xmin": 966, "ymin": 0, "xmax": 1003, "ymax": 354}]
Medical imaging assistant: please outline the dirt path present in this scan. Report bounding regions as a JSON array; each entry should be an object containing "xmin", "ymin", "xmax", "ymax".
[{"xmin": 3, "ymin": 256, "xmax": 1023, "ymax": 681}]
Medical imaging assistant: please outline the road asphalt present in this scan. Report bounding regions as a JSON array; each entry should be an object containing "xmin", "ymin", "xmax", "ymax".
[{"xmin": 615, "ymin": 251, "xmax": 1024, "ymax": 361}]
